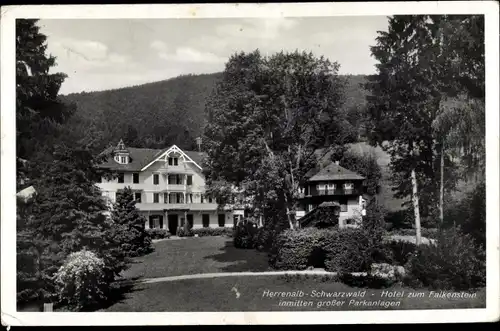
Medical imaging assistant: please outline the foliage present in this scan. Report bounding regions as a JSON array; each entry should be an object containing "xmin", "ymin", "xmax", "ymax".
[
  {"xmin": 54, "ymin": 249, "xmax": 107, "ymax": 311},
  {"xmin": 271, "ymin": 224, "xmax": 389, "ymax": 272},
  {"xmin": 17, "ymin": 145, "xmax": 126, "ymax": 304},
  {"xmin": 382, "ymin": 240, "xmax": 418, "ymax": 266},
  {"xmin": 191, "ymin": 227, "xmax": 233, "ymax": 237},
  {"xmin": 146, "ymin": 228, "xmax": 171, "ymax": 240},
  {"xmin": 176, "ymin": 227, "xmax": 194, "ymax": 238},
  {"xmin": 405, "ymin": 227, "xmax": 486, "ymax": 290},
  {"xmin": 233, "ymin": 219, "xmax": 259, "ymax": 249},
  {"xmin": 204, "ymin": 49, "xmax": 352, "ymax": 243},
  {"xmin": 388, "ymin": 228, "xmax": 439, "ymax": 239},
  {"xmin": 444, "ymin": 179, "xmax": 486, "ymax": 248},
  {"xmin": 270, "ymin": 228, "xmax": 326, "ymax": 270},
  {"xmin": 111, "ymin": 187, "xmax": 153, "ymax": 257},
  {"xmin": 254, "ymin": 224, "xmax": 275, "ymax": 251},
  {"xmin": 16, "ymin": 19, "xmax": 76, "ymax": 190},
  {"xmin": 338, "ymin": 150, "xmax": 382, "ymax": 197}
]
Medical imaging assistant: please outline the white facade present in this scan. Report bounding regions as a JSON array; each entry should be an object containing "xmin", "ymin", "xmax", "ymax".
[{"xmin": 98, "ymin": 144, "xmax": 236, "ymax": 234}]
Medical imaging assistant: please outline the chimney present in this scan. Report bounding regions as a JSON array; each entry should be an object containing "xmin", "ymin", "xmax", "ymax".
[{"xmin": 195, "ymin": 137, "xmax": 202, "ymax": 152}]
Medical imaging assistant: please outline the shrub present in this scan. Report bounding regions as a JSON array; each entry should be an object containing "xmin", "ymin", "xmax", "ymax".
[
  {"xmin": 233, "ymin": 219, "xmax": 258, "ymax": 249},
  {"xmin": 176, "ymin": 227, "xmax": 193, "ymax": 237},
  {"xmin": 339, "ymin": 273, "xmax": 395, "ymax": 289},
  {"xmin": 270, "ymin": 228, "xmax": 326, "ymax": 270},
  {"xmin": 254, "ymin": 226, "xmax": 274, "ymax": 251},
  {"xmin": 322, "ymin": 228, "xmax": 378, "ymax": 273},
  {"xmin": 405, "ymin": 227, "xmax": 486, "ymax": 290},
  {"xmin": 383, "ymin": 239, "xmax": 417, "ymax": 266},
  {"xmin": 146, "ymin": 228, "xmax": 171, "ymax": 240},
  {"xmin": 191, "ymin": 227, "xmax": 233, "ymax": 237},
  {"xmin": 389, "ymin": 228, "xmax": 439, "ymax": 239},
  {"xmin": 54, "ymin": 249, "xmax": 108, "ymax": 311}
]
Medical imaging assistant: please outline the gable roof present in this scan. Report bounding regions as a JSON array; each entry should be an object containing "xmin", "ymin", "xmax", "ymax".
[
  {"xmin": 308, "ymin": 162, "xmax": 365, "ymax": 182},
  {"xmin": 97, "ymin": 145, "xmax": 207, "ymax": 172}
]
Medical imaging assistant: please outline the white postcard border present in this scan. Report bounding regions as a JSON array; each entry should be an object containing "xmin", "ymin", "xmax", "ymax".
[{"xmin": 1, "ymin": 1, "xmax": 499, "ymax": 325}]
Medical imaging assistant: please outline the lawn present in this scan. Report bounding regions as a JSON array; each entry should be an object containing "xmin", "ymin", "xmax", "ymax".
[
  {"xmin": 102, "ymin": 275, "xmax": 486, "ymax": 312},
  {"xmin": 121, "ymin": 236, "xmax": 271, "ymax": 280}
]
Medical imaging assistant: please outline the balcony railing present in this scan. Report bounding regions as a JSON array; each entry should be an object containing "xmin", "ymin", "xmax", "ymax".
[{"xmin": 305, "ymin": 188, "xmax": 360, "ymax": 197}]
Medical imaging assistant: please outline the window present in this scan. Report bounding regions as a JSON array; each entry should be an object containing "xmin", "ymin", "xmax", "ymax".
[
  {"xmin": 153, "ymin": 174, "xmax": 159, "ymax": 185},
  {"xmin": 177, "ymin": 193, "xmax": 184, "ymax": 204},
  {"xmin": 153, "ymin": 193, "xmax": 159, "ymax": 203},
  {"xmin": 208, "ymin": 196, "xmax": 213, "ymax": 203},
  {"xmin": 317, "ymin": 184, "xmax": 326, "ymax": 195},
  {"xmin": 340, "ymin": 198, "xmax": 348, "ymax": 212},
  {"xmin": 202, "ymin": 214, "xmax": 210, "ymax": 228},
  {"xmin": 133, "ymin": 173, "xmax": 139, "ymax": 184},
  {"xmin": 168, "ymin": 157, "xmax": 178, "ymax": 166},
  {"xmin": 164, "ymin": 193, "xmax": 168, "ymax": 203},
  {"xmin": 187, "ymin": 175, "xmax": 193, "ymax": 186},
  {"xmin": 120, "ymin": 156, "xmax": 127, "ymax": 164},
  {"xmin": 187, "ymin": 194, "xmax": 193, "ymax": 204},
  {"xmin": 218, "ymin": 214, "xmax": 225, "ymax": 227},
  {"xmin": 117, "ymin": 173, "xmax": 124, "ymax": 183},
  {"xmin": 201, "ymin": 194, "xmax": 205, "ymax": 203},
  {"xmin": 327, "ymin": 183, "xmax": 335, "ymax": 191},
  {"xmin": 134, "ymin": 192, "xmax": 141, "ymax": 202},
  {"xmin": 344, "ymin": 182, "xmax": 354, "ymax": 189}
]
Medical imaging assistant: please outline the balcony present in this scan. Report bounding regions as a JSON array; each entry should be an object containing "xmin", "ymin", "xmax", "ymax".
[
  {"xmin": 303, "ymin": 187, "xmax": 361, "ymax": 197},
  {"xmin": 166, "ymin": 184, "xmax": 186, "ymax": 191}
]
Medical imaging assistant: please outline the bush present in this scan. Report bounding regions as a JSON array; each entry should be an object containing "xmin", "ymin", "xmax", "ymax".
[
  {"xmin": 270, "ymin": 228, "xmax": 326, "ymax": 270},
  {"xmin": 389, "ymin": 228, "xmax": 438, "ymax": 239},
  {"xmin": 322, "ymin": 228, "xmax": 379, "ymax": 273},
  {"xmin": 146, "ymin": 228, "xmax": 171, "ymax": 240},
  {"xmin": 191, "ymin": 227, "xmax": 233, "ymax": 237},
  {"xmin": 54, "ymin": 250, "xmax": 108, "ymax": 311},
  {"xmin": 254, "ymin": 226, "xmax": 274, "ymax": 251},
  {"xmin": 339, "ymin": 273, "xmax": 395, "ymax": 289},
  {"xmin": 405, "ymin": 227, "xmax": 486, "ymax": 290},
  {"xmin": 176, "ymin": 226, "xmax": 193, "ymax": 237},
  {"xmin": 233, "ymin": 219, "xmax": 258, "ymax": 249},
  {"xmin": 270, "ymin": 226, "xmax": 388, "ymax": 272},
  {"xmin": 383, "ymin": 239, "xmax": 417, "ymax": 266}
]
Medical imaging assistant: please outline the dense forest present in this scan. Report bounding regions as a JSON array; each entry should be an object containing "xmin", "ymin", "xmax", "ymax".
[{"xmin": 61, "ymin": 73, "xmax": 369, "ymax": 153}]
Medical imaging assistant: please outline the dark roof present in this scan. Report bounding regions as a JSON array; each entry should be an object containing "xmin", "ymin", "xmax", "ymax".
[
  {"xmin": 98, "ymin": 146, "xmax": 207, "ymax": 172},
  {"xmin": 308, "ymin": 162, "xmax": 365, "ymax": 182}
]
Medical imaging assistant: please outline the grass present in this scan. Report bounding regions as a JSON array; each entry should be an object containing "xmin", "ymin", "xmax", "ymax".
[
  {"xmin": 101, "ymin": 275, "xmax": 486, "ymax": 312},
  {"xmin": 121, "ymin": 236, "xmax": 271, "ymax": 280}
]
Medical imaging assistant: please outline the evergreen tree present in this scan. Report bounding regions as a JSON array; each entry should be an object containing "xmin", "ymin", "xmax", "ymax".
[
  {"xmin": 16, "ymin": 19, "xmax": 75, "ymax": 187},
  {"xmin": 111, "ymin": 187, "xmax": 153, "ymax": 257},
  {"xmin": 17, "ymin": 145, "xmax": 126, "ymax": 304}
]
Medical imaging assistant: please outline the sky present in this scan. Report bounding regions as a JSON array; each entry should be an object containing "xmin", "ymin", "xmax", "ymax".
[{"xmin": 38, "ymin": 16, "xmax": 390, "ymax": 95}]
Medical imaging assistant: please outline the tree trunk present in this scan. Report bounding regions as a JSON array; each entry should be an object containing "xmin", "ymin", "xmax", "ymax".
[
  {"xmin": 439, "ymin": 140, "xmax": 444, "ymax": 224},
  {"xmin": 410, "ymin": 141, "xmax": 422, "ymax": 246},
  {"xmin": 411, "ymin": 169, "xmax": 422, "ymax": 246}
]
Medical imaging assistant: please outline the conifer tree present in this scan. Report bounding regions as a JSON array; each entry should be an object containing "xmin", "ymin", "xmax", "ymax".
[{"xmin": 111, "ymin": 187, "xmax": 153, "ymax": 257}]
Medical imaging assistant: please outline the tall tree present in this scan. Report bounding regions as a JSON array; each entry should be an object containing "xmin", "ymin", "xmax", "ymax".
[
  {"xmin": 366, "ymin": 16, "xmax": 447, "ymax": 244},
  {"xmin": 16, "ymin": 19, "xmax": 75, "ymax": 188},
  {"xmin": 204, "ymin": 50, "xmax": 349, "ymax": 237}
]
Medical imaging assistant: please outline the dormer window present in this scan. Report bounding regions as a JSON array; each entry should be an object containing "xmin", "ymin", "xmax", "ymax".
[{"xmin": 113, "ymin": 139, "xmax": 130, "ymax": 164}]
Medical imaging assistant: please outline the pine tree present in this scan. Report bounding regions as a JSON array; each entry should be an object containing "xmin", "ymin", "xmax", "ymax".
[
  {"xmin": 16, "ymin": 19, "xmax": 75, "ymax": 186},
  {"xmin": 111, "ymin": 187, "xmax": 153, "ymax": 257}
]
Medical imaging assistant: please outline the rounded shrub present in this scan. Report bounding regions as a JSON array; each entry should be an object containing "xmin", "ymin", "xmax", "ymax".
[
  {"xmin": 405, "ymin": 227, "xmax": 486, "ymax": 290},
  {"xmin": 191, "ymin": 227, "xmax": 233, "ymax": 237},
  {"xmin": 54, "ymin": 249, "xmax": 108, "ymax": 311}
]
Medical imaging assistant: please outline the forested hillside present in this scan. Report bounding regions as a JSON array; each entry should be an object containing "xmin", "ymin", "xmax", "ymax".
[{"xmin": 61, "ymin": 73, "xmax": 369, "ymax": 153}]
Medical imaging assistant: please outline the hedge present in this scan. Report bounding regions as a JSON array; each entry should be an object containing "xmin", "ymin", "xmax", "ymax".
[
  {"xmin": 270, "ymin": 227, "xmax": 386, "ymax": 272},
  {"xmin": 389, "ymin": 228, "xmax": 439, "ymax": 239},
  {"xmin": 146, "ymin": 228, "xmax": 171, "ymax": 240},
  {"xmin": 191, "ymin": 227, "xmax": 233, "ymax": 237}
]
